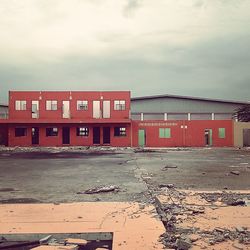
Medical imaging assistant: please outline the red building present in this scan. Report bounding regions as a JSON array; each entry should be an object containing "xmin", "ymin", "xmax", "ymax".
[
  {"xmin": 4, "ymin": 91, "xmax": 131, "ymax": 147},
  {"xmin": 0, "ymin": 91, "xmax": 248, "ymax": 148}
]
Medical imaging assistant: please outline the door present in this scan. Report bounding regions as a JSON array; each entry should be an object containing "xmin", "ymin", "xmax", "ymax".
[
  {"xmin": 93, "ymin": 101, "xmax": 101, "ymax": 118},
  {"xmin": 243, "ymin": 129, "xmax": 250, "ymax": 147},
  {"xmin": 63, "ymin": 101, "xmax": 70, "ymax": 118},
  {"xmin": 138, "ymin": 129, "xmax": 146, "ymax": 147},
  {"xmin": 32, "ymin": 127, "xmax": 39, "ymax": 145},
  {"xmin": 205, "ymin": 129, "xmax": 212, "ymax": 146},
  {"xmin": 103, "ymin": 127, "xmax": 110, "ymax": 144},
  {"xmin": 62, "ymin": 127, "xmax": 70, "ymax": 144},
  {"xmin": 32, "ymin": 101, "xmax": 39, "ymax": 118},
  {"xmin": 93, "ymin": 127, "xmax": 101, "ymax": 144},
  {"xmin": 103, "ymin": 100, "xmax": 110, "ymax": 118}
]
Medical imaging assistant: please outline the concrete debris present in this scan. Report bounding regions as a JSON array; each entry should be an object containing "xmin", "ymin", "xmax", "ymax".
[
  {"xmin": 78, "ymin": 185, "xmax": 120, "ymax": 194},
  {"xmin": 64, "ymin": 238, "xmax": 87, "ymax": 245},
  {"xmin": 231, "ymin": 170, "xmax": 240, "ymax": 175},
  {"xmin": 176, "ymin": 237, "xmax": 192, "ymax": 250},
  {"xmin": 159, "ymin": 184, "xmax": 175, "ymax": 189},
  {"xmin": 162, "ymin": 165, "xmax": 178, "ymax": 171}
]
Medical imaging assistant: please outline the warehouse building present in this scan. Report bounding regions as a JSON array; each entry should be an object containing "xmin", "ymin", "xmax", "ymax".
[{"xmin": 0, "ymin": 91, "xmax": 249, "ymax": 147}]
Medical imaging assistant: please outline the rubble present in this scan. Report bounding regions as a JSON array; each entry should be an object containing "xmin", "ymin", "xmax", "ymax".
[
  {"xmin": 77, "ymin": 185, "xmax": 120, "ymax": 194},
  {"xmin": 162, "ymin": 165, "xmax": 178, "ymax": 171},
  {"xmin": 231, "ymin": 170, "xmax": 240, "ymax": 175}
]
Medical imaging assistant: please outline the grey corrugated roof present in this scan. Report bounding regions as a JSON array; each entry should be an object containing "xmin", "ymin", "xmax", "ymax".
[{"xmin": 131, "ymin": 94, "xmax": 249, "ymax": 105}]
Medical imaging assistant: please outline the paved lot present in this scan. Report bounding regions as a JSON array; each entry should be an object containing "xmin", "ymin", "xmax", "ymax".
[{"xmin": 0, "ymin": 148, "xmax": 249, "ymax": 203}]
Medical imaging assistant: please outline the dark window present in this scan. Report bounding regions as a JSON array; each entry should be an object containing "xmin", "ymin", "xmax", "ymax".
[
  {"xmin": 77, "ymin": 127, "xmax": 89, "ymax": 136},
  {"xmin": 114, "ymin": 127, "xmax": 126, "ymax": 136},
  {"xmin": 46, "ymin": 127, "xmax": 58, "ymax": 136},
  {"xmin": 114, "ymin": 100, "xmax": 125, "ymax": 110},
  {"xmin": 15, "ymin": 128, "xmax": 27, "ymax": 137}
]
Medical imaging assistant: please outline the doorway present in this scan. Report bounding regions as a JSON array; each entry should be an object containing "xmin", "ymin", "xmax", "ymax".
[
  {"xmin": 243, "ymin": 129, "xmax": 250, "ymax": 147},
  {"xmin": 103, "ymin": 127, "xmax": 110, "ymax": 144},
  {"xmin": 32, "ymin": 127, "xmax": 39, "ymax": 145},
  {"xmin": 138, "ymin": 129, "xmax": 146, "ymax": 147},
  {"xmin": 93, "ymin": 127, "xmax": 101, "ymax": 144},
  {"xmin": 62, "ymin": 127, "xmax": 70, "ymax": 144},
  {"xmin": 205, "ymin": 129, "xmax": 212, "ymax": 146}
]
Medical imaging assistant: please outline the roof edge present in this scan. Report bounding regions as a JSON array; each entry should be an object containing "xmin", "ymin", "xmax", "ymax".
[{"xmin": 131, "ymin": 94, "xmax": 250, "ymax": 105}]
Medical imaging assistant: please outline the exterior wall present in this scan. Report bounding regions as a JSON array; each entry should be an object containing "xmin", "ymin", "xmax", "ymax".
[
  {"xmin": 234, "ymin": 122, "xmax": 250, "ymax": 147},
  {"xmin": 9, "ymin": 91, "xmax": 130, "ymax": 120},
  {"xmin": 132, "ymin": 120, "xmax": 233, "ymax": 147},
  {"xmin": 131, "ymin": 97, "xmax": 244, "ymax": 113},
  {"xmin": 8, "ymin": 124, "xmax": 131, "ymax": 147}
]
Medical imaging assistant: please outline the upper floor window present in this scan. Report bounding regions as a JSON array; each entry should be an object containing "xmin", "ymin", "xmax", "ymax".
[
  {"xmin": 77, "ymin": 100, "xmax": 88, "ymax": 110},
  {"xmin": 46, "ymin": 100, "xmax": 57, "ymax": 111},
  {"xmin": 15, "ymin": 100, "xmax": 27, "ymax": 110},
  {"xmin": 114, "ymin": 100, "xmax": 125, "ymax": 110}
]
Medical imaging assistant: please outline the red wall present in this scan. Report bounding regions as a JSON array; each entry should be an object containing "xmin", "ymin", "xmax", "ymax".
[
  {"xmin": 9, "ymin": 91, "xmax": 130, "ymax": 120},
  {"xmin": 8, "ymin": 124, "xmax": 131, "ymax": 147},
  {"xmin": 132, "ymin": 120, "xmax": 233, "ymax": 147}
]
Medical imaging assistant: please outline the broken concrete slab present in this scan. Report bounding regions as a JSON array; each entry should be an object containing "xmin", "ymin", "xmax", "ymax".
[
  {"xmin": 230, "ymin": 171, "xmax": 240, "ymax": 175},
  {"xmin": 64, "ymin": 238, "xmax": 87, "ymax": 245},
  {"xmin": 31, "ymin": 245, "xmax": 79, "ymax": 250},
  {"xmin": 77, "ymin": 185, "xmax": 120, "ymax": 194}
]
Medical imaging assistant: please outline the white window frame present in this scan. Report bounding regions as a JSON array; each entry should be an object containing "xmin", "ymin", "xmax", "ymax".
[
  {"xmin": 46, "ymin": 100, "xmax": 57, "ymax": 111},
  {"xmin": 77, "ymin": 127, "xmax": 89, "ymax": 136},
  {"xmin": 114, "ymin": 100, "xmax": 126, "ymax": 110},
  {"xmin": 77, "ymin": 100, "xmax": 88, "ymax": 110},
  {"xmin": 15, "ymin": 100, "xmax": 27, "ymax": 110}
]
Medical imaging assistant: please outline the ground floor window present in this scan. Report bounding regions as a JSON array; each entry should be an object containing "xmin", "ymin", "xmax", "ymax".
[
  {"xmin": 77, "ymin": 127, "xmax": 89, "ymax": 136},
  {"xmin": 114, "ymin": 127, "xmax": 126, "ymax": 136},
  {"xmin": 46, "ymin": 127, "xmax": 58, "ymax": 136},
  {"xmin": 159, "ymin": 128, "xmax": 171, "ymax": 138},
  {"xmin": 15, "ymin": 127, "xmax": 27, "ymax": 137},
  {"xmin": 218, "ymin": 128, "xmax": 226, "ymax": 138}
]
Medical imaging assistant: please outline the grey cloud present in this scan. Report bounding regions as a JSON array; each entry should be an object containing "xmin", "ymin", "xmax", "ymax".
[{"xmin": 123, "ymin": 0, "xmax": 142, "ymax": 17}]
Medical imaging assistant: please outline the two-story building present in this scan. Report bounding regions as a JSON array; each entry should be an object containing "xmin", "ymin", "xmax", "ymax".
[{"xmin": 2, "ymin": 91, "xmax": 131, "ymax": 147}]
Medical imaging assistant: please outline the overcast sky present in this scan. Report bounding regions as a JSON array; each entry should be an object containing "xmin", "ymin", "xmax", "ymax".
[{"xmin": 0, "ymin": 0, "xmax": 250, "ymax": 103}]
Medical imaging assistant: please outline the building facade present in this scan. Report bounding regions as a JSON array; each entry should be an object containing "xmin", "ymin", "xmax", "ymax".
[
  {"xmin": 130, "ymin": 94, "xmax": 248, "ymax": 147},
  {"xmin": 0, "ymin": 91, "xmax": 249, "ymax": 147},
  {"xmin": 1, "ymin": 91, "xmax": 131, "ymax": 147}
]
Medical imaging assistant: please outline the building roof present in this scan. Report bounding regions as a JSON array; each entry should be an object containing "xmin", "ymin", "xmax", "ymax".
[
  {"xmin": 131, "ymin": 94, "xmax": 250, "ymax": 105},
  {"xmin": 0, "ymin": 104, "xmax": 8, "ymax": 107}
]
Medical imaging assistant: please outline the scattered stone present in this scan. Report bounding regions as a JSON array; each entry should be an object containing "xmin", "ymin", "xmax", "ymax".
[
  {"xmin": 176, "ymin": 237, "xmax": 192, "ymax": 250},
  {"xmin": 189, "ymin": 234, "xmax": 200, "ymax": 242},
  {"xmin": 162, "ymin": 165, "xmax": 178, "ymax": 171},
  {"xmin": 65, "ymin": 238, "xmax": 88, "ymax": 246},
  {"xmin": 0, "ymin": 188, "xmax": 16, "ymax": 192},
  {"xmin": 159, "ymin": 184, "xmax": 175, "ymax": 189},
  {"xmin": 225, "ymin": 199, "xmax": 245, "ymax": 206},
  {"xmin": 235, "ymin": 227, "xmax": 246, "ymax": 233},
  {"xmin": 77, "ymin": 185, "xmax": 120, "ymax": 194},
  {"xmin": 230, "ymin": 170, "xmax": 240, "ymax": 175}
]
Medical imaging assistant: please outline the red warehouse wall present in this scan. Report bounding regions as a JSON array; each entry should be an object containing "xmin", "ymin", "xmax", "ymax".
[{"xmin": 132, "ymin": 120, "xmax": 233, "ymax": 147}]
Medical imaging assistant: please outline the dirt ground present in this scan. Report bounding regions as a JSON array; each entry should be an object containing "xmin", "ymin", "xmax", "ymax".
[{"xmin": 0, "ymin": 147, "xmax": 249, "ymax": 249}]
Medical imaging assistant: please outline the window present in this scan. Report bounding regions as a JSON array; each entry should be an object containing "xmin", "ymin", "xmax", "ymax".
[
  {"xmin": 114, "ymin": 127, "xmax": 126, "ymax": 136},
  {"xmin": 159, "ymin": 128, "xmax": 171, "ymax": 138},
  {"xmin": 15, "ymin": 128, "xmax": 27, "ymax": 137},
  {"xmin": 46, "ymin": 127, "xmax": 58, "ymax": 136},
  {"xmin": 77, "ymin": 100, "xmax": 88, "ymax": 110},
  {"xmin": 114, "ymin": 100, "xmax": 125, "ymax": 110},
  {"xmin": 15, "ymin": 100, "xmax": 27, "ymax": 110},
  {"xmin": 46, "ymin": 100, "xmax": 57, "ymax": 110},
  {"xmin": 77, "ymin": 127, "xmax": 89, "ymax": 136},
  {"xmin": 219, "ymin": 128, "xmax": 226, "ymax": 138}
]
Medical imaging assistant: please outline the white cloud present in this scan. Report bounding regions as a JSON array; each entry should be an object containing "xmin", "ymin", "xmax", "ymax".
[{"xmin": 0, "ymin": 0, "xmax": 250, "ymax": 64}]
